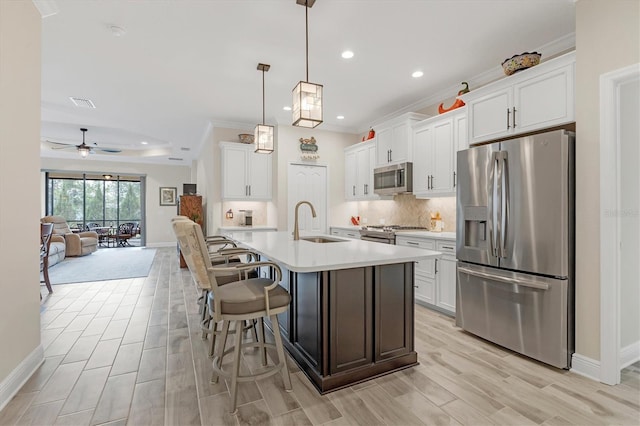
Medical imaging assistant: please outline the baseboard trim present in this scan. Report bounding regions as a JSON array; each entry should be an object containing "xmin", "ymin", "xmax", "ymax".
[
  {"xmin": 570, "ymin": 353, "xmax": 601, "ymax": 381},
  {"xmin": 0, "ymin": 345, "xmax": 44, "ymax": 412},
  {"xmin": 620, "ymin": 341, "xmax": 640, "ymax": 369},
  {"xmin": 146, "ymin": 242, "xmax": 175, "ymax": 248}
]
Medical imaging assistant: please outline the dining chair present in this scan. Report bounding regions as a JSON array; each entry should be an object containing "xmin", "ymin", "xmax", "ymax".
[
  {"xmin": 40, "ymin": 222, "xmax": 54, "ymax": 294},
  {"xmin": 172, "ymin": 219, "xmax": 291, "ymax": 413}
]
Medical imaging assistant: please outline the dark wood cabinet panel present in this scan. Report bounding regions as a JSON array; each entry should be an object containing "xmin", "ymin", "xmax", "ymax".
[
  {"xmin": 329, "ymin": 268, "xmax": 373, "ymax": 374},
  {"xmin": 374, "ymin": 263, "xmax": 414, "ymax": 361},
  {"xmin": 292, "ymin": 272, "xmax": 322, "ymax": 371}
]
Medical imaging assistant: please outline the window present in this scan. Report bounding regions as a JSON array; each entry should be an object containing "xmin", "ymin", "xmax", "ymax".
[{"xmin": 45, "ymin": 172, "xmax": 145, "ymax": 245}]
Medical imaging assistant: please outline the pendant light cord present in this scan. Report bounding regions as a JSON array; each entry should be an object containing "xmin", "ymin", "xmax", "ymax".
[
  {"xmin": 262, "ymin": 68, "xmax": 265, "ymax": 125},
  {"xmin": 305, "ymin": 0, "xmax": 309, "ymax": 82}
]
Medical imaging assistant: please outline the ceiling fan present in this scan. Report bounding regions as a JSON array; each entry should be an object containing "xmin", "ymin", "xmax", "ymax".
[{"xmin": 48, "ymin": 128, "xmax": 122, "ymax": 157}]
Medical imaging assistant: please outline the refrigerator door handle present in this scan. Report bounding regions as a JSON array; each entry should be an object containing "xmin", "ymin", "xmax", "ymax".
[
  {"xmin": 500, "ymin": 154, "xmax": 509, "ymax": 258},
  {"xmin": 488, "ymin": 154, "xmax": 498, "ymax": 258},
  {"xmin": 494, "ymin": 154, "xmax": 503, "ymax": 258},
  {"xmin": 457, "ymin": 266, "xmax": 550, "ymax": 290}
]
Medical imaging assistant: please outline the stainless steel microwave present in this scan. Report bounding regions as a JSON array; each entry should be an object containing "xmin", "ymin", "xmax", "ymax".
[{"xmin": 373, "ymin": 162, "xmax": 413, "ymax": 196}]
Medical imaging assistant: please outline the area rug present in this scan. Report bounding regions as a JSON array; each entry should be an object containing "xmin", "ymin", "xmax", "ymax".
[{"xmin": 47, "ymin": 247, "xmax": 157, "ymax": 284}]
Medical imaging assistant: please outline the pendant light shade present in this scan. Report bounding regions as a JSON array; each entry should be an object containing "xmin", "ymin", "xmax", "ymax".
[
  {"xmin": 78, "ymin": 128, "xmax": 91, "ymax": 158},
  {"xmin": 292, "ymin": 0, "xmax": 323, "ymax": 128},
  {"xmin": 254, "ymin": 63, "xmax": 274, "ymax": 154},
  {"xmin": 292, "ymin": 81, "xmax": 323, "ymax": 128}
]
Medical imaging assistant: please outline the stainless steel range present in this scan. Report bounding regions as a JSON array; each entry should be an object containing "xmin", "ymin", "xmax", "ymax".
[{"xmin": 360, "ymin": 225, "xmax": 428, "ymax": 244}]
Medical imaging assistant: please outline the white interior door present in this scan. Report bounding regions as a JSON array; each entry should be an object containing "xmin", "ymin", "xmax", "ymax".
[
  {"xmin": 287, "ymin": 163, "xmax": 327, "ymax": 234},
  {"xmin": 600, "ymin": 63, "xmax": 640, "ymax": 385}
]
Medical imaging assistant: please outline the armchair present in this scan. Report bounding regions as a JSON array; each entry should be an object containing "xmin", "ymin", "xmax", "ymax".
[{"xmin": 41, "ymin": 216, "xmax": 98, "ymax": 257}]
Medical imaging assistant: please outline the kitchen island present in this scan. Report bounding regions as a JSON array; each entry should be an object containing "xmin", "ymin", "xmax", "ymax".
[{"xmin": 225, "ymin": 231, "xmax": 441, "ymax": 393}]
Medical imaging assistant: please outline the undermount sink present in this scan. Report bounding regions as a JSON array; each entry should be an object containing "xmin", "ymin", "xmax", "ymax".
[{"xmin": 300, "ymin": 236, "xmax": 347, "ymax": 243}]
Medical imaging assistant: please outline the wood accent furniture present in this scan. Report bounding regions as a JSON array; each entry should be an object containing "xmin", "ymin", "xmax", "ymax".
[{"xmin": 178, "ymin": 195, "xmax": 203, "ymax": 267}]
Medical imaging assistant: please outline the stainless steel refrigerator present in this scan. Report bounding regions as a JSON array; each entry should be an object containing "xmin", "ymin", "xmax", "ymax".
[{"xmin": 456, "ymin": 129, "xmax": 575, "ymax": 368}]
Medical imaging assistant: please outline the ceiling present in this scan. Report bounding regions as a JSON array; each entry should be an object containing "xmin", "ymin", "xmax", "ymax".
[{"xmin": 39, "ymin": 0, "xmax": 576, "ymax": 164}]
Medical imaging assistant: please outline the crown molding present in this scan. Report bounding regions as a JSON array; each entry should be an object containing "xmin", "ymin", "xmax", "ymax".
[
  {"xmin": 357, "ymin": 33, "xmax": 576, "ymax": 133},
  {"xmin": 32, "ymin": 0, "xmax": 59, "ymax": 18}
]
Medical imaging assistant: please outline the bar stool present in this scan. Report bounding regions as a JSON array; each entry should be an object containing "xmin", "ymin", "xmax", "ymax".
[
  {"xmin": 171, "ymin": 216, "xmax": 258, "ymax": 355},
  {"xmin": 172, "ymin": 219, "xmax": 291, "ymax": 413}
]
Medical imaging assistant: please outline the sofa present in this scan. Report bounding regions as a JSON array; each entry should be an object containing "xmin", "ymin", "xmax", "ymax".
[
  {"xmin": 41, "ymin": 216, "xmax": 98, "ymax": 257},
  {"xmin": 48, "ymin": 234, "xmax": 66, "ymax": 267}
]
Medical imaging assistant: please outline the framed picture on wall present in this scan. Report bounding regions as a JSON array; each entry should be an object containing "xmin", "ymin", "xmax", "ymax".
[{"xmin": 159, "ymin": 187, "xmax": 177, "ymax": 206}]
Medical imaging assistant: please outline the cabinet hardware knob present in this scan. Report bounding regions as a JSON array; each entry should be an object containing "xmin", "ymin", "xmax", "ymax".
[
  {"xmin": 506, "ymin": 108, "xmax": 511, "ymax": 130},
  {"xmin": 512, "ymin": 107, "xmax": 517, "ymax": 128}
]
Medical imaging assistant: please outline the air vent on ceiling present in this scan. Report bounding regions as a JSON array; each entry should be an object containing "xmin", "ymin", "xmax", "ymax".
[
  {"xmin": 168, "ymin": 157, "xmax": 183, "ymax": 161},
  {"xmin": 180, "ymin": 147, "xmax": 190, "ymax": 151},
  {"xmin": 69, "ymin": 97, "xmax": 96, "ymax": 108}
]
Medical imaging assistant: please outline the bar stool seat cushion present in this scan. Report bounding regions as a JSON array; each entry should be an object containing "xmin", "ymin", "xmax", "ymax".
[{"xmin": 210, "ymin": 278, "xmax": 291, "ymax": 315}]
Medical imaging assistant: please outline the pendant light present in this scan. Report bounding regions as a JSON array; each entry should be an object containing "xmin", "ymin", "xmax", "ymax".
[
  {"xmin": 254, "ymin": 63, "xmax": 274, "ymax": 154},
  {"xmin": 292, "ymin": 0, "xmax": 323, "ymax": 128}
]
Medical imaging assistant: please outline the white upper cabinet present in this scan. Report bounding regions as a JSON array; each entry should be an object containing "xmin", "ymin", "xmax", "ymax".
[
  {"xmin": 344, "ymin": 139, "xmax": 378, "ymax": 200},
  {"xmin": 412, "ymin": 109, "xmax": 466, "ymax": 198},
  {"xmin": 461, "ymin": 51, "xmax": 575, "ymax": 145},
  {"xmin": 221, "ymin": 142, "xmax": 272, "ymax": 200},
  {"xmin": 374, "ymin": 112, "xmax": 428, "ymax": 166}
]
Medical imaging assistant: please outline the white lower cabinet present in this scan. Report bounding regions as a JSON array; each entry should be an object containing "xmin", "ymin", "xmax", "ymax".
[
  {"xmin": 329, "ymin": 227, "xmax": 361, "ymax": 239},
  {"xmin": 396, "ymin": 235, "xmax": 456, "ymax": 315}
]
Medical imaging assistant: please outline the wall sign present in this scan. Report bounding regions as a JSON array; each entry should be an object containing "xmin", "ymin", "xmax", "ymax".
[{"xmin": 299, "ymin": 136, "xmax": 319, "ymax": 160}]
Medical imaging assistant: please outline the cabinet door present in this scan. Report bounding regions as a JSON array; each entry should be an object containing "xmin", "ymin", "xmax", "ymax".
[
  {"xmin": 356, "ymin": 147, "xmax": 369, "ymax": 197},
  {"xmin": 390, "ymin": 122, "xmax": 409, "ymax": 163},
  {"xmin": 248, "ymin": 150, "xmax": 272, "ymax": 199},
  {"xmin": 412, "ymin": 125, "xmax": 431, "ymax": 196},
  {"xmin": 344, "ymin": 150, "xmax": 357, "ymax": 199},
  {"xmin": 376, "ymin": 127, "xmax": 393, "ymax": 166},
  {"xmin": 436, "ymin": 256, "xmax": 457, "ymax": 314},
  {"xmin": 222, "ymin": 145, "xmax": 249, "ymax": 199},
  {"xmin": 415, "ymin": 275, "xmax": 435, "ymax": 305},
  {"xmin": 514, "ymin": 64, "xmax": 574, "ymax": 133},
  {"xmin": 430, "ymin": 119, "xmax": 454, "ymax": 195},
  {"xmin": 453, "ymin": 115, "xmax": 467, "ymax": 191},
  {"xmin": 366, "ymin": 144, "xmax": 377, "ymax": 199},
  {"xmin": 468, "ymin": 88, "xmax": 512, "ymax": 145}
]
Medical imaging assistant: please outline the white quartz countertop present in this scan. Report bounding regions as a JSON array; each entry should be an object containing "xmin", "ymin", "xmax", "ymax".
[
  {"xmin": 218, "ymin": 226, "xmax": 278, "ymax": 231},
  {"xmin": 224, "ymin": 231, "xmax": 441, "ymax": 273},
  {"xmin": 395, "ymin": 230, "xmax": 456, "ymax": 240}
]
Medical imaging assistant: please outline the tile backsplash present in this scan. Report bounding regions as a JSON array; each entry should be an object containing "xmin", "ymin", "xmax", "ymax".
[
  {"xmin": 221, "ymin": 201, "xmax": 268, "ymax": 226},
  {"xmin": 356, "ymin": 194, "xmax": 456, "ymax": 232}
]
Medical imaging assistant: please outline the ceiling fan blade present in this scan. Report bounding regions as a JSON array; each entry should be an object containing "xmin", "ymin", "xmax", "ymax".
[
  {"xmin": 95, "ymin": 147, "xmax": 122, "ymax": 153},
  {"xmin": 50, "ymin": 144, "xmax": 78, "ymax": 150}
]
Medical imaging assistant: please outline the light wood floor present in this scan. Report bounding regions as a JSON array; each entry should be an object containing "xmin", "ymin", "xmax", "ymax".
[{"xmin": 1, "ymin": 247, "xmax": 638, "ymax": 425}]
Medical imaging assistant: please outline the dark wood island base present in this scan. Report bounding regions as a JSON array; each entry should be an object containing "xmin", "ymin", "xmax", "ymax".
[{"xmin": 264, "ymin": 261, "xmax": 417, "ymax": 394}]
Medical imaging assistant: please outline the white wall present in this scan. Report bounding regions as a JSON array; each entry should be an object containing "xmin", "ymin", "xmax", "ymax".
[
  {"xmin": 575, "ymin": 0, "xmax": 640, "ymax": 360},
  {"xmin": 0, "ymin": 0, "xmax": 42, "ymax": 390},
  {"xmin": 41, "ymin": 158, "xmax": 191, "ymax": 246}
]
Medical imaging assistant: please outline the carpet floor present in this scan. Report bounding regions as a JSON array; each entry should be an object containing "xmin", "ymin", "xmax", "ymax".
[{"xmin": 46, "ymin": 247, "xmax": 157, "ymax": 284}]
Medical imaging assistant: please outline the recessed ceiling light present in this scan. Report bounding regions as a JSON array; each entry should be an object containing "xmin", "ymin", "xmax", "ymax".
[
  {"xmin": 337, "ymin": 115, "xmax": 345, "ymax": 120},
  {"xmin": 140, "ymin": 141, "xmax": 148, "ymax": 145},
  {"xmin": 412, "ymin": 71, "xmax": 424, "ymax": 78},
  {"xmin": 283, "ymin": 106, "xmax": 292, "ymax": 111},
  {"xmin": 341, "ymin": 50, "xmax": 354, "ymax": 59}
]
